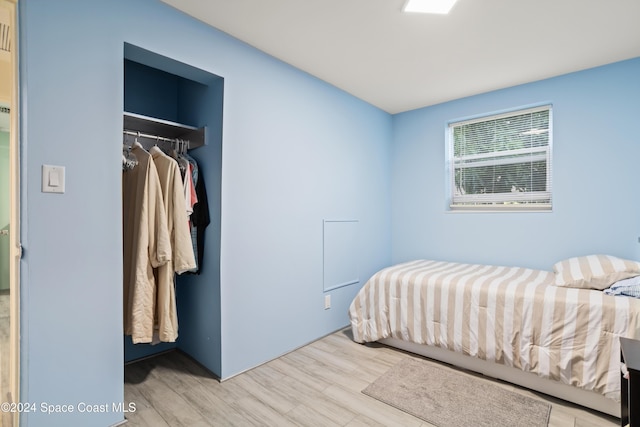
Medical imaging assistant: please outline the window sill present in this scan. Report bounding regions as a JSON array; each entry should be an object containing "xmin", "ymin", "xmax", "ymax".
[{"xmin": 448, "ymin": 204, "xmax": 552, "ymax": 213}]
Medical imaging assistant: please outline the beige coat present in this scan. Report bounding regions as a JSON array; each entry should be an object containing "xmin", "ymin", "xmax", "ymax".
[
  {"xmin": 151, "ymin": 147, "xmax": 196, "ymax": 342},
  {"xmin": 123, "ymin": 144, "xmax": 171, "ymax": 344}
]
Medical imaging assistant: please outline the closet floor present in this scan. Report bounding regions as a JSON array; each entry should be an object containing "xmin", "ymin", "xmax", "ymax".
[{"xmin": 124, "ymin": 328, "xmax": 619, "ymax": 427}]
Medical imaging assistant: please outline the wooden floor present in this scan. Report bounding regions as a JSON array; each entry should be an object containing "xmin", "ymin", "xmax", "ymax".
[{"xmin": 124, "ymin": 328, "xmax": 620, "ymax": 427}]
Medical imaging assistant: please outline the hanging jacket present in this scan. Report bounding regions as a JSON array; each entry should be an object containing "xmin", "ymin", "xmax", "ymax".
[
  {"xmin": 151, "ymin": 147, "xmax": 196, "ymax": 342},
  {"xmin": 122, "ymin": 144, "xmax": 171, "ymax": 344}
]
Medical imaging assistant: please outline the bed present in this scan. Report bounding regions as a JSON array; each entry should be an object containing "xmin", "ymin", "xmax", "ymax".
[{"xmin": 348, "ymin": 256, "xmax": 640, "ymax": 417}]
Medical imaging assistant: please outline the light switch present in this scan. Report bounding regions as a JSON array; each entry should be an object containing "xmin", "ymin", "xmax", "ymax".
[
  {"xmin": 49, "ymin": 170, "xmax": 60, "ymax": 186},
  {"xmin": 42, "ymin": 165, "xmax": 65, "ymax": 193}
]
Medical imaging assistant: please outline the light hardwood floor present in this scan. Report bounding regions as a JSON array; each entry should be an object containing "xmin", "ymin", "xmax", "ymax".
[{"xmin": 124, "ymin": 328, "xmax": 620, "ymax": 427}]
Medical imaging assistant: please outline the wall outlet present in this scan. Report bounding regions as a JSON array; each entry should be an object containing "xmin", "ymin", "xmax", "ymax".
[{"xmin": 324, "ymin": 294, "xmax": 331, "ymax": 310}]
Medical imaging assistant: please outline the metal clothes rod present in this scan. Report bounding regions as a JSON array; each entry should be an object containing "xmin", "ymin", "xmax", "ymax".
[{"xmin": 123, "ymin": 129, "xmax": 190, "ymax": 148}]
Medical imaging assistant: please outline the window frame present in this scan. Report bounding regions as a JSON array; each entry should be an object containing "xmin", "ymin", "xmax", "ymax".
[{"xmin": 447, "ymin": 105, "xmax": 553, "ymax": 212}]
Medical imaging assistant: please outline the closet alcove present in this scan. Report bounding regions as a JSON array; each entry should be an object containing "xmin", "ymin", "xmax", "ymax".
[{"xmin": 122, "ymin": 43, "xmax": 223, "ymax": 377}]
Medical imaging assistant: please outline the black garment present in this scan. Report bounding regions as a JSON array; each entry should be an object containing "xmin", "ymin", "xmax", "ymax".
[{"xmin": 189, "ymin": 164, "xmax": 210, "ymax": 274}]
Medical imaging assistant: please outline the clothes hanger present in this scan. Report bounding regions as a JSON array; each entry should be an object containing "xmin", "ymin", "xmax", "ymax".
[
  {"xmin": 149, "ymin": 136, "xmax": 164, "ymax": 155},
  {"xmin": 173, "ymin": 139, "xmax": 189, "ymax": 175},
  {"xmin": 170, "ymin": 139, "xmax": 181, "ymax": 160},
  {"xmin": 122, "ymin": 143, "xmax": 138, "ymax": 171},
  {"xmin": 132, "ymin": 132, "xmax": 145, "ymax": 150}
]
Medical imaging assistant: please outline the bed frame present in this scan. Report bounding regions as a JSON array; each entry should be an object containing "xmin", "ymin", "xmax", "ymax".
[{"xmin": 379, "ymin": 337, "xmax": 620, "ymax": 418}]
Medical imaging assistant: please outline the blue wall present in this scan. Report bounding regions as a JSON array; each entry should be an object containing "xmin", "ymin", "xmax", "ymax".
[
  {"xmin": 391, "ymin": 58, "xmax": 640, "ymax": 271},
  {"xmin": 19, "ymin": 0, "xmax": 640, "ymax": 425},
  {"xmin": 19, "ymin": 0, "xmax": 391, "ymax": 426}
]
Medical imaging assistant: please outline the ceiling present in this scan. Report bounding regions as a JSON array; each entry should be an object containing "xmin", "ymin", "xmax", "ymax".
[{"xmin": 160, "ymin": 0, "xmax": 640, "ymax": 114}]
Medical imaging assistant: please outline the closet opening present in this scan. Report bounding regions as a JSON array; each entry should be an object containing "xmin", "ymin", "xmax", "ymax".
[{"xmin": 122, "ymin": 43, "xmax": 223, "ymax": 377}]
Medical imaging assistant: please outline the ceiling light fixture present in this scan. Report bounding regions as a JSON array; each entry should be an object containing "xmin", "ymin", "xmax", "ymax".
[{"xmin": 403, "ymin": 0, "xmax": 458, "ymax": 14}]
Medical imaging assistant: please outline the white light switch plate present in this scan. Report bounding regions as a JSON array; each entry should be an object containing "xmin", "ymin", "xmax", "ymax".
[{"xmin": 42, "ymin": 165, "xmax": 65, "ymax": 193}]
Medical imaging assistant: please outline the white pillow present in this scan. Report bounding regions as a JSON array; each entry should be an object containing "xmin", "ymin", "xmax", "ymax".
[{"xmin": 553, "ymin": 254, "xmax": 640, "ymax": 290}]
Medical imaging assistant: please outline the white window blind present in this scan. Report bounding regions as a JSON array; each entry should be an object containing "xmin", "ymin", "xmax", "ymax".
[{"xmin": 449, "ymin": 105, "xmax": 552, "ymax": 211}]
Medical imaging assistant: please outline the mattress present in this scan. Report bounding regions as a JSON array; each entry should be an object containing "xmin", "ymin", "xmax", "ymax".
[{"xmin": 349, "ymin": 259, "xmax": 640, "ymax": 400}]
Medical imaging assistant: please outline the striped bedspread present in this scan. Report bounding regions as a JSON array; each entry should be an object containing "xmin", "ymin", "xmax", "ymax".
[{"xmin": 349, "ymin": 260, "xmax": 640, "ymax": 400}]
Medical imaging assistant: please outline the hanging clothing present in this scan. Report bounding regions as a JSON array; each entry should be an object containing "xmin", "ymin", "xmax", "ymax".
[
  {"xmin": 122, "ymin": 144, "xmax": 172, "ymax": 344},
  {"xmin": 182, "ymin": 155, "xmax": 199, "ymax": 264},
  {"xmin": 150, "ymin": 147, "xmax": 197, "ymax": 342},
  {"xmin": 183, "ymin": 153, "xmax": 210, "ymax": 275},
  {"xmin": 183, "ymin": 162, "xmax": 197, "ymax": 219}
]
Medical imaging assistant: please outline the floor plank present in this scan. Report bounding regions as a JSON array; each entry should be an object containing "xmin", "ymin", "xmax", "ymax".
[{"xmin": 124, "ymin": 328, "xmax": 620, "ymax": 427}]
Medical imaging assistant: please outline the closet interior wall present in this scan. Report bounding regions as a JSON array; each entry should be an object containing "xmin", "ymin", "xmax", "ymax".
[{"xmin": 123, "ymin": 44, "xmax": 223, "ymax": 376}]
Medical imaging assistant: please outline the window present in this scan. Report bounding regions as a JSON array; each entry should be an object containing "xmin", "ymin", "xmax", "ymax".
[{"xmin": 448, "ymin": 105, "xmax": 552, "ymax": 211}]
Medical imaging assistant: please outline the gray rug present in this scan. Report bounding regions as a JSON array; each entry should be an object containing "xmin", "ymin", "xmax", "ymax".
[{"xmin": 362, "ymin": 358, "xmax": 551, "ymax": 427}]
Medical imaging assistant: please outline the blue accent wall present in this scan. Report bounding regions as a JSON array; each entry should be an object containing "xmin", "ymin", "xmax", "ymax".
[
  {"xmin": 123, "ymin": 60, "xmax": 181, "ymax": 123},
  {"xmin": 18, "ymin": 0, "xmax": 640, "ymax": 425},
  {"xmin": 391, "ymin": 58, "xmax": 640, "ymax": 271},
  {"xmin": 19, "ymin": 0, "xmax": 391, "ymax": 426}
]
